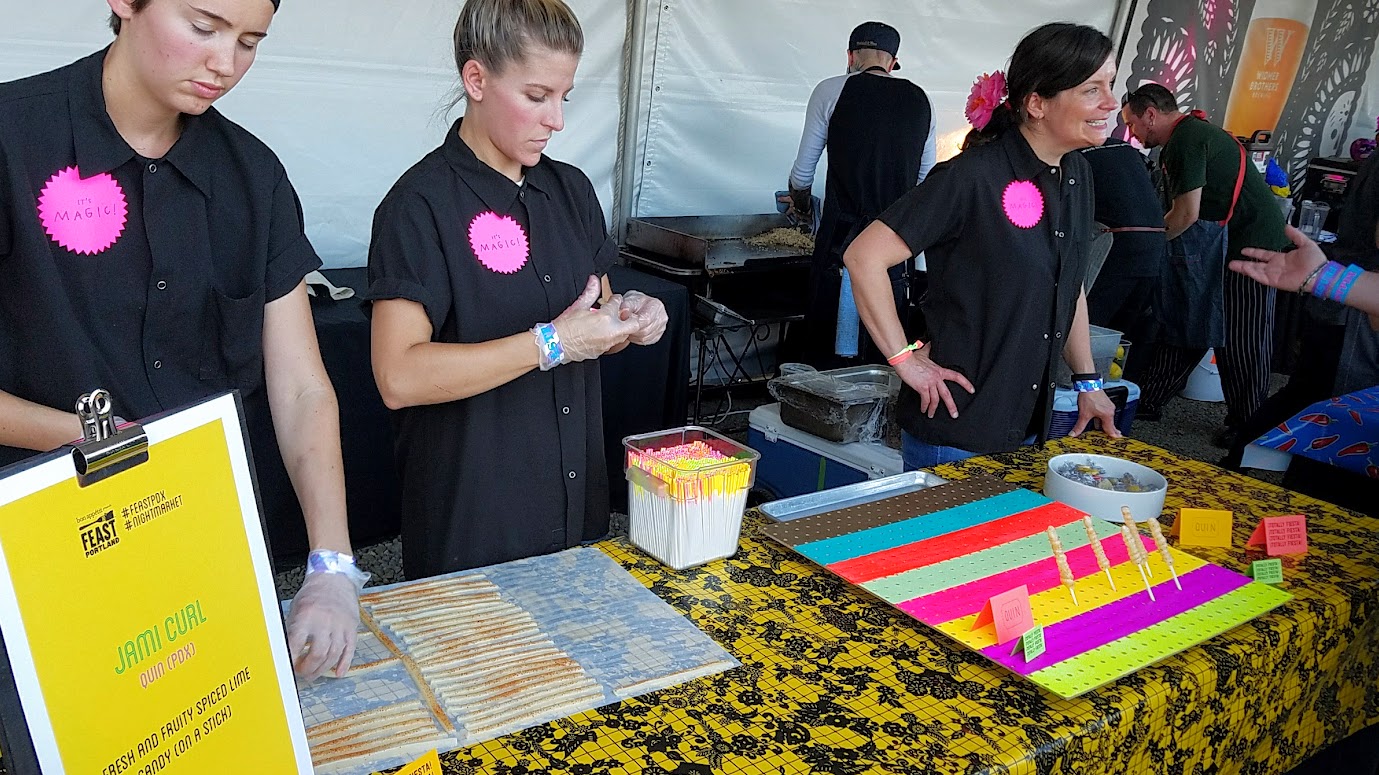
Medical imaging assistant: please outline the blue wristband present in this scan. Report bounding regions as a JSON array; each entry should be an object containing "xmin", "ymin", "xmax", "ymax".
[
  {"xmin": 1311, "ymin": 261, "xmax": 1344, "ymax": 300},
  {"xmin": 1073, "ymin": 378, "xmax": 1105, "ymax": 393},
  {"xmin": 1331, "ymin": 264, "xmax": 1364, "ymax": 304},
  {"xmin": 532, "ymin": 322, "xmax": 565, "ymax": 371}
]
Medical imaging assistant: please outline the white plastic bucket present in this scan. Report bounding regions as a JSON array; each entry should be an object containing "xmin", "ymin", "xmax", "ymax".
[{"xmin": 1181, "ymin": 349, "xmax": 1224, "ymax": 402}]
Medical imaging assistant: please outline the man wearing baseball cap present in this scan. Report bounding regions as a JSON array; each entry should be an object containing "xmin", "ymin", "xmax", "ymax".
[
  {"xmin": 0, "ymin": 0, "xmax": 362, "ymax": 681},
  {"xmin": 783, "ymin": 21, "xmax": 937, "ymax": 368}
]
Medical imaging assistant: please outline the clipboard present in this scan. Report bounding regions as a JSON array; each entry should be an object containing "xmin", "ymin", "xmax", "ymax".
[{"xmin": 0, "ymin": 389, "xmax": 313, "ymax": 774}]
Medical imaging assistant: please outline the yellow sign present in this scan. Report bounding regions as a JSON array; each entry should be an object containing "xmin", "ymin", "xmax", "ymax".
[
  {"xmin": 1172, "ymin": 508, "xmax": 1235, "ymax": 548},
  {"xmin": 0, "ymin": 394, "xmax": 311, "ymax": 773},
  {"xmin": 396, "ymin": 749, "xmax": 443, "ymax": 775}
]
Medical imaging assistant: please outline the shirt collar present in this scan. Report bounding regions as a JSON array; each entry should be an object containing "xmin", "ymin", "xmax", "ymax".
[
  {"xmin": 68, "ymin": 47, "xmax": 216, "ymax": 198},
  {"xmin": 68, "ymin": 48, "xmax": 135, "ymax": 178},
  {"xmin": 1000, "ymin": 127, "xmax": 1057, "ymax": 182},
  {"xmin": 162, "ymin": 109, "xmax": 215, "ymax": 198},
  {"xmin": 442, "ymin": 117, "xmax": 553, "ymax": 209}
]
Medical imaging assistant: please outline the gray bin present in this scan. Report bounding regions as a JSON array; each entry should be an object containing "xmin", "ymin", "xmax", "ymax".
[{"xmin": 768, "ymin": 365, "xmax": 900, "ymax": 443}]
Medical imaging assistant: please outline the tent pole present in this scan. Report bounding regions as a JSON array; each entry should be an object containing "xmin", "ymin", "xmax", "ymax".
[
  {"xmin": 613, "ymin": 0, "xmax": 649, "ymax": 244},
  {"xmin": 1110, "ymin": 0, "xmax": 1138, "ymax": 67}
]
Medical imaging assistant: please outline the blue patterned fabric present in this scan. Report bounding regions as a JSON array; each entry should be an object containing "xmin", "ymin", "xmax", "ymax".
[{"xmin": 1253, "ymin": 386, "xmax": 1379, "ymax": 479}]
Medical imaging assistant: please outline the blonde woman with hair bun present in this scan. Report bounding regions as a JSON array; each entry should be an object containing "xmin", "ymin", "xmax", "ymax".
[{"xmin": 366, "ymin": 0, "xmax": 668, "ymax": 579}]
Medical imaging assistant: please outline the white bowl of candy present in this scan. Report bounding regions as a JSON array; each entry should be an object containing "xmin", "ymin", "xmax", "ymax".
[{"xmin": 1044, "ymin": 453, "xmax": 1168, "ymax": 523}]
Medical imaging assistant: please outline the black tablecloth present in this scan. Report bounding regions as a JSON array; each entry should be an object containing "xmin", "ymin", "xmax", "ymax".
[{"xmin": 264, "ymin": 265, "xmax": 689, "ymax": 562}]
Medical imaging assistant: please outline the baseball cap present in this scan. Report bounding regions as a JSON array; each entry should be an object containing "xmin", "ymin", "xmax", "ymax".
[{"xmin": 849, "ymin": 21, "xmax": 900, "ymax": 69}]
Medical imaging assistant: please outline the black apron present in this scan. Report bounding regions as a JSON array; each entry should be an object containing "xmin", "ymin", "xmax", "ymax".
[
  {"xmin": 1157, "ymin": 219, "xmax": 1228, "ymax": 348},
  {"xmin": 1155, "ymin": 121, "xmax": 1248, "ymax": 349},
  {"xmin": 792, "ymin": 67, "xmax": 929, "ymax": 368}
]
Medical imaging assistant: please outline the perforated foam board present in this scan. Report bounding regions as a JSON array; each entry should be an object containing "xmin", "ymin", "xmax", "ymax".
[{"xmin": 760, "ymin": 475, "xmax": 1292, "ymax": 698}]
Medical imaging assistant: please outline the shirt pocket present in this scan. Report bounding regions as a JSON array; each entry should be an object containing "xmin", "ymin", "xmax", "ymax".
[{"xmin": 199, "ymin": 285, "xmax": 266, "ymax": 388}]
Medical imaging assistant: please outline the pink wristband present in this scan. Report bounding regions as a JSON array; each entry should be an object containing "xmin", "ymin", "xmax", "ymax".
[{"xmin": 887, "ymin": 340, "xmax": 924, "ymax": 366}]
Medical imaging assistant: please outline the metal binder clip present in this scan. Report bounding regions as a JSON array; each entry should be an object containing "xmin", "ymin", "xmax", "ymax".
[{"xmin": 71, "ymin": 389, "xmax": 148, "ymax": 486}]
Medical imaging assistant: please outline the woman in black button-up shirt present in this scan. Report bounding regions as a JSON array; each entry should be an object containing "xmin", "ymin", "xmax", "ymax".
[
  {"xmin": 367, "ymin": 0, "xmax": 666, "ymax": 579},
  {"xmin": 844, "ymin": 23, "xmax": 1123, "ymax": 469},
  {"xmin": 0, "ymin": 0, "xmax": 365, "ymax": 681}
]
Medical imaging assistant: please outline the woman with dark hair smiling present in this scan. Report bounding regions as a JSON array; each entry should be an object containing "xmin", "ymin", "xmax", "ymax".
[{"xmin": 844, "ymin": 22, "xmax": 1123, "ymax": 470}]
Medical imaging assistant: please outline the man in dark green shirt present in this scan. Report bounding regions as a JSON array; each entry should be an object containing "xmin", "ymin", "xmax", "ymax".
[{"xmin": 1121, "ymin": 83, "xmax": 1289, "ymax": 438}]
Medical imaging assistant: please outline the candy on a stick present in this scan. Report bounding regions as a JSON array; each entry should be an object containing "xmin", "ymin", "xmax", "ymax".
[
  {"xmin": 1119, "ymin": 524, "xmax": 1156, "ymax": 602},
  {"xmin": 1081, "ymin": 515, "xmax": 1117, "ymax": 590},
  {"xmin": 1046, "ymin": 526, "xmax": 1078, "ymax": 607},
  {"xmin": 1121, "ymin": 506, "xmax": 1153, "ymax": 576},
  {"xmin": 1146, "ymin": 518, "xmax": 1182, "ymax": 590}
]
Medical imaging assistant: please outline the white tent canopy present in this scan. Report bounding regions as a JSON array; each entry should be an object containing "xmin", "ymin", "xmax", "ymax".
[{"xmin": 4, "ymin": 1, "xmax": 1374, "ymax": 268}]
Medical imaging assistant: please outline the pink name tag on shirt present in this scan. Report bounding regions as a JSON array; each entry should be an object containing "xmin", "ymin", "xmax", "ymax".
[
  {"xmin": 468, "ymin": 211, "xmax": 530, "ymax": 274},
  {"xmin": 37, "ymin": 166, "xmax": 128, "ymax": 255},
  {"xmin": 1002, "ymin": 180, "xmax": 1044, "ymax": 229}
]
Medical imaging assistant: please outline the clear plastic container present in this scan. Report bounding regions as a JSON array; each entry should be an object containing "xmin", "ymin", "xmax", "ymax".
[
  {"xmin": 1055, "ymin": 325, "xmax": 1123, "ymax": 388},
  {"xmin": 769, "ymin": 365, "xmax": 900, "ymax": 443},
  {"xmin": 1298, "ymin": 200, "xmax": 1330, "ymax": 239},
  {"xmin": 623, "ymin": 427, "xmax": 760, "ymax": 570}
]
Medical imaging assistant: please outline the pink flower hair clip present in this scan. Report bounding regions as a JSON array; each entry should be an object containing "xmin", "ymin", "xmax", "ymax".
[{"xmin": 966, "ymin": 70, "xmax": 1008, "ymax": 131}]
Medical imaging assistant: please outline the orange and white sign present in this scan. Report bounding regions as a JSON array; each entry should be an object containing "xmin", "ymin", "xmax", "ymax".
[{"xmin": 0, "ymin": 393, "xmax": 311, "ymax": 773}]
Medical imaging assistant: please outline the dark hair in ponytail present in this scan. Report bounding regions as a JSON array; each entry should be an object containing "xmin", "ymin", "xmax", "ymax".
[{"xmin": 971, "ymin": 22, "xmax": 1112, "ymax": 142}]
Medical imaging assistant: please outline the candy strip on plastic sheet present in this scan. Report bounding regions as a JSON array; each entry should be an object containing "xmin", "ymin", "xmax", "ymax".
[
  {"xmin": 760, "ymin": 474, "xmax": 1016, "ymax": 545},
  {"xmin": 861, "ymin": 520, "xmax": 1096, "ymax": 603},
  {"xmin": 1029, "ymin": 581, "xmax": 1291, "ymax": 698},
  {"xmin": 977, "ymin": 563, "xmax": 1247, "ymax": 671}
]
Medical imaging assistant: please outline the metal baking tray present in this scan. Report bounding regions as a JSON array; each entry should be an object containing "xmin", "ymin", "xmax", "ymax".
[
  {"xmin": 758, "ymin": 470, "xmax": 948, "ymax": 522},
  {"xmin": 625, "ymin": 214, "xmax": 812, "ymax": 271}
]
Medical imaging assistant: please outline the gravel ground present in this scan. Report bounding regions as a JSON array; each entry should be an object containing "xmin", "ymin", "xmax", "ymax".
[{"xmin": 275, "ymin": 378, "xmax": 1286, "ymax": 600}]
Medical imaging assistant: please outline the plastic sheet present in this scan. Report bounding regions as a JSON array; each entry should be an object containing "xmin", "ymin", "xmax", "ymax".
[{"xmin": 289, "ymin": 547, "xmax": 737, "ymax": 774}]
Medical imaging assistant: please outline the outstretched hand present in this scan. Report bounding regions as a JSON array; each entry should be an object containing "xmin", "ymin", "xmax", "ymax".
[{"xmin": 1231, "ymin": 225, "xmax": 1326, "ymax": 292}]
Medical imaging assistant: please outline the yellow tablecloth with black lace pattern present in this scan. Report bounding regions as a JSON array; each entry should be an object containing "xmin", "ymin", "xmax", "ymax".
[{"xmin": 427, "ymin": 436, "xmax": 1378, "ymax": 775}]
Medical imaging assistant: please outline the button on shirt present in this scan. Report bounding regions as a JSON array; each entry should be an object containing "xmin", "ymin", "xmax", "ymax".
[
  {"xmin": 0, "ymin": 49, "xmax": 321, "ymax": 473},
  {"xmin": 365, "ymin": 118, "xmax": 616, "ymax": 579},
  {"xmin": 878, "ymin": 128, "xmax": 1095, "ymax": 453}
]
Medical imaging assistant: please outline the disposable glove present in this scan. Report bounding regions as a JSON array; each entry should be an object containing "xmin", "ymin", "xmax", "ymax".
[
  {"xmin": 540, "ymin": 275, "xmax": 640, "ymax": 368},
  {"xmin": 619, "ymin": 290, "xmax": 668, "ymax": 345},
  {"xmin": 287, "ymin": 570, "xmax": 364, "ymax": 680}
]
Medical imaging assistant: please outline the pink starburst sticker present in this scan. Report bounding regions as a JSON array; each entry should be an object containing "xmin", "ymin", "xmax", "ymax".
[
  {"xmin": 37, "ymin": 167, "xmax": 128, "ymax": 255},
  {"xmin": 1002, "ymin": 180, "xmax": 1044, "ymax": 229},
  {"xmin": 468, "ymin": 211, "xmax": 529, "ymax": 274}
]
